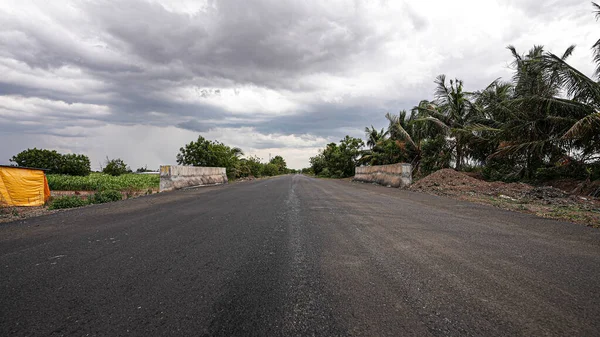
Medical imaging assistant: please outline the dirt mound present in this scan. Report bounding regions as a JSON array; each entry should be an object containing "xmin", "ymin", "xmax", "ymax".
[
  {"xmin": 408, "ymin": 168, "xmax": 599, "ymax": 227},
  {"xmin": 410, "ymin": 169, "xmax": 533, "ymax": 198},
  {"xmin": 411, "ymin": 169, "xmax": 491, "ymax": 194}
]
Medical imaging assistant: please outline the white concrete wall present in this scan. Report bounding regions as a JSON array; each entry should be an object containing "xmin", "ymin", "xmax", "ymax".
[
  {"xmin": 159, "ymin": 165, "xmax": 228, "ymax": 192},
  {"xmin": 354, "ymin": 163, "xmax": 412, "ymax": 188}
]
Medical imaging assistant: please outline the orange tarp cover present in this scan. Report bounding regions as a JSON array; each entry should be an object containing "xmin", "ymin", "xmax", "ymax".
[{"xmin": 0, "ymin": 167, "xmax": 50, "ymax": 207}]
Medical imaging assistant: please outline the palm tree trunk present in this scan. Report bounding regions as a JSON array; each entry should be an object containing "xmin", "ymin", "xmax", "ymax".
[{"xmin": 456, "ymin": 144, "xmax": 463, "ymax": 171}]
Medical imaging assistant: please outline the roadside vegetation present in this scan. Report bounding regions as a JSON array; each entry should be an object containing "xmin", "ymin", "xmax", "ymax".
[
  {"xmin": 47, "ymin": 173, "xmax": 159, "ymax": 191},
  {"xmin": 310, "ymin": 3, "xmax": 600, "ymax": 184},
  {"xmin": 306, "ymin": 4, "xmax": 600, "ymax": 226},
  {"xmin": 5, "ymin": 148, "xmax": 157, "ymax": 216},
  {"xmin": 5, "ymin": 135, "xmax": 293, "ymax": 218},
  {"xmin": 177, "ymin": 135, "xmax": 296, "ymax": 179},
  {"xmin": 49, "ymin": 190, "xmax": 124, "ymax": 210}
]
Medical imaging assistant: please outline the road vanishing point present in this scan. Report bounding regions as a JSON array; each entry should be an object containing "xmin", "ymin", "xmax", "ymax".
[{"xmin": 1, "ymin": 175, "xmax": 599, "ymax": 336}]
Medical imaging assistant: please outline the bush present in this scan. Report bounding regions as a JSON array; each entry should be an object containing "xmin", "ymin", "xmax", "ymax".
[
  {"xmin": 90, "ymin": 190, "xmax": 122, "ymax": 204},
  {"xmin": 103, "ymin": 158, "xmax": 130, "ymax": 176},
  {"xmin": 49, "ymin": 196, "xmax": 89, "ymax": 210}
]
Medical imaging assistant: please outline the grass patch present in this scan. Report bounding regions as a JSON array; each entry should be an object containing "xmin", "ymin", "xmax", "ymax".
[
  {"xmin": 49, "ymin": 190, "xmax": 124, "ymax": 210},
  {"xmin": 49, "ymin": 196, "xmax": 89, "ymax": 210},
  {"xmin": 47, "ymin": 173, "xmax": 159, "ymax": 191},
  {"xmin": 90, "ymin": 190, "xmax": 122, "ymax": 204}
]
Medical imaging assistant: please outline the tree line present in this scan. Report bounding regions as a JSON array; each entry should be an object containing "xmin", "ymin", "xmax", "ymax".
[
  {"xmin": 177, "ymin": 135, "xmax": 293, "ymax": 178},
  {"xmin": 9, "ymin": 148, "xmax": 135, "ymax": 176},
  {"xmin": 10, "ymin": 138, "xmax": 294, "ymax": 179},
  {"xmin": 309, "ymin": 3, "xmax": 600, "ymax": 183}
]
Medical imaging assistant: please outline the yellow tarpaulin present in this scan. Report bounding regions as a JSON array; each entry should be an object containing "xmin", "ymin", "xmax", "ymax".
[{"xmin": 0, "ymin": 167, "xmax": 51, "ymax": 207}]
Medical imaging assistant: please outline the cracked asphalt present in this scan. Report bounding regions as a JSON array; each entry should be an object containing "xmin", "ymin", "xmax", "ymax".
[{"xmin": 1, "ymin": 174, "xmax": 599, "ymax": 336}]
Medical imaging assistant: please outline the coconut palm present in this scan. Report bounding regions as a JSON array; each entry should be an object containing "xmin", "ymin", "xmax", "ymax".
[
  {"xmin": 414, "ymin": 75, "xmax": 480, "ymax": 170},
  {"xmin": 382, "ymin": 110, "xmax": 432, "ymax": 174},
  {"xmin": 364, "ymin": 126, "xmax": 388, "ymax": 149}
]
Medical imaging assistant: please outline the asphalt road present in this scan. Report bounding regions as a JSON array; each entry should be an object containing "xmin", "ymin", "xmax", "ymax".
[{"xmin": 1, "ymin": 175, "xmax": 599, "ymax": 336}]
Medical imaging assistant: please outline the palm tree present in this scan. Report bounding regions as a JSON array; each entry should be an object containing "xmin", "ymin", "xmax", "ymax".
[
  {"xmin": 415, "ymin": 75, "xmax": 479, "ymax": 170},
  {"xmin": 483, "ymin": 45, "xmax": 587, "ymax": 177},
  {"xmin": 557, "ymin": 2, "xmax": 600, "ymax": 162},
  {"xmin": 383, "ymin": 110, "xmax": 430, "ymax": 174},
  {"xmin": 364, "ymin": 126, "xmax": 387, "ymax": 149},
  {"xmin": 468, "ymin": 79, "xmax": 513, "ymax": 164}
]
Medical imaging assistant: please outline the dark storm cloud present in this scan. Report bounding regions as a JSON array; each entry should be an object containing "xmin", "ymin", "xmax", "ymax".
[
  {"xmin": 253, "ymin": 104, "xmax": 396, "ymax": 139},
  {"xmin": 176, "ymin": 119, "xmax": 213, "ymax": 133},
  {"xmin": 0, "ymin": 0, "xmax": 424, "ymax": 140}
]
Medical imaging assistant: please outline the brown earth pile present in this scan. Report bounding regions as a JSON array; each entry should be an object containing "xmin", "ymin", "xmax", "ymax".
[
  {"xmin": 410, "ymin": 169, "xmax": 600, "ymax": 213},
  {"xmin": 410, "ymin": 168, "xmax": 533, "ymax": 199}
]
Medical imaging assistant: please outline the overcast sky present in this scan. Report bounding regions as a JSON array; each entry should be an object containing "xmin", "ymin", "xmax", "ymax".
[{"xmin": 0, "ymin": 0, "xmax": 597, "ymax": 169}]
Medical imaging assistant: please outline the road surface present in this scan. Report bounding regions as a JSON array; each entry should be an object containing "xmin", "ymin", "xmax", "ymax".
[{"xmin": 1, "ymin": 175, "xmax": 599, "ymax": 336}]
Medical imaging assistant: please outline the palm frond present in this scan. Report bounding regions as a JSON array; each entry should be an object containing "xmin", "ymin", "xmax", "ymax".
[
  {"xmin": 392, "ymin": 122, "xmax": 417, "ymax": 149},
  {"xmin": 420, "ymin": 116, "xmax": 450, "ymax": 132},
  {"xmin": 561, "ymin": 45, "xmax": 575, "ymax": 60},
  {"xmin": 232, "ymin": 147, "xmax": 244, "ymax": 157},
  {"xmin": 539, "ymin": 52, "xmax": 600, "ymax": 103},
  {"xmin": 461, "ymin": 123, "xmax": 503, "ymax": 133},
  {"xmin": 434, "ymin": 74, "xmax": 450, "ymax": 104},
  {"xmin": 490, "ymin": 139, "xmax": 557, "ymax": 158},
  {"xmin": 507, "ymin": 45, "xmax": 521, "ymax": 66},
  {"xmin": 563, "ymin": 112, "xmax": 600, "ymax": 139}
]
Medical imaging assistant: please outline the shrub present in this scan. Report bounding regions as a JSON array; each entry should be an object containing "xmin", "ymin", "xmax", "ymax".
[
  {"xmin": 49, "ymin": 196, "xmax": 89, "ymax": 210},
  {"xmin": 90, "ymin": 190, "xmax": 122, "ymax": 204},
  {"xmin": 103, "ymin": 158, "xmax": 130, "ymax": 176}
]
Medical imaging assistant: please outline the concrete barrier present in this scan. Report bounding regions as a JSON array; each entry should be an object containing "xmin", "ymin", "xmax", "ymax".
[
  {"xmin": 159, "ymin": 165, "xmax": 227, "ymax": 192},
  {"xmin": 353, "ymin": 163, "xmax": 412, "ymax": 188}
]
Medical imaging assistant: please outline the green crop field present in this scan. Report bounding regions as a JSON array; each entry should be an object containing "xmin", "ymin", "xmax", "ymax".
[{"xmin": 47, "ymin": 173, "xmax": 159, "ymax": 191}]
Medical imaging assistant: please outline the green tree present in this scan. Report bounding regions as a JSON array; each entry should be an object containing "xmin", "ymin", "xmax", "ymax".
[
  {"xmin": 103, "ymin": 158, "xmax": 130, "ymax": 176},
  {"xmin": 312, "ymin": 136, "xmax": 364, "ymax": 178},
  {"xmin": 237, "ymin": 155, "xmax": 264, "ymax": 178},
  {"xmin": 309, "ymin": 152, "xmax": 327, "ymax": 176},
  {"xmin": 262, "ymin": 163, "xmax": 279, "ymax": 176},
  {"xmin": 486, "ymin": 42, "xmax": 599, "ymax": 179},
  {"xmin": 176, "ymin": 136, "xmax": 244, "ymax": 179},
  {"xmin": 60, "ymin": 154, "xmax": 91, "ymax": 176},
  {"xmin": 364, "ymin": 125, "xmax": 387, "ymax": 149},
  {"xmin": 269, "ymin": 155, "xmax": 287, "ymax": 174},
  {"xmin": 10, "ymin": 148, "xmax": 63, "ymax": 173},
  {"xmin": 10, "ymin": 148, "xmax": 91, "ymax": 176},
  {"xmin": 415, "ymin": 75, "xmax": 480, "ymax": 171}
]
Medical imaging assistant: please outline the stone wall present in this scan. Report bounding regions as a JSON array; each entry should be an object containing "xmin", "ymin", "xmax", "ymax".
[
  {"xmin": 353, "ymin": 163, "xmax": 412, "ymax": 188},
  {"xmin": 159, "ymin": 165, "xmax": 227, "ymax": 192}
]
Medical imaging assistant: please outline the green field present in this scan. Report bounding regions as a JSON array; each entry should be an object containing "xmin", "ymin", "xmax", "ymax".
[{"xmin": 47, "ymin": 173, "xmax": 159, "ymax": 191}]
